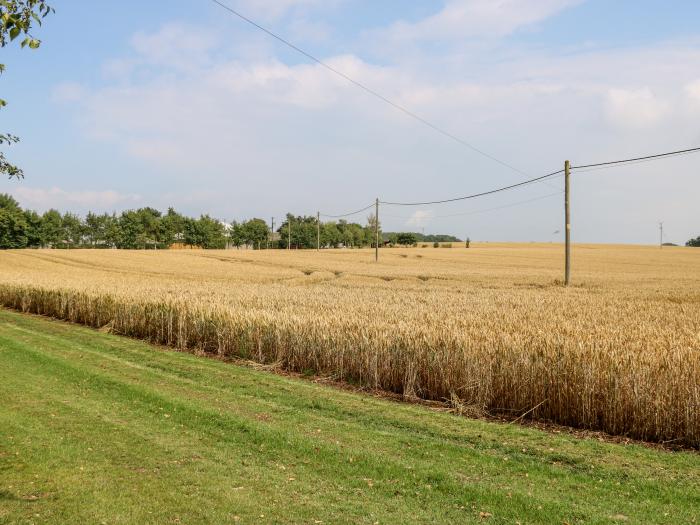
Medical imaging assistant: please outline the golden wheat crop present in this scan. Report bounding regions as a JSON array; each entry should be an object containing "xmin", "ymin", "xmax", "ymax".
[{"xmin": 0, "ymin": 243, "xmax": 698, "ymax": 445}]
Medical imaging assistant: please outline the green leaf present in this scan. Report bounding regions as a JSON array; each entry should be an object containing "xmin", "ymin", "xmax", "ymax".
[
  {"xmin": 28, "ymin": 38, "xmax": 40, "ymax": 49},
  {"xmin": 9, "ymin": 26, "xmax": 20, "ymax": 40}
]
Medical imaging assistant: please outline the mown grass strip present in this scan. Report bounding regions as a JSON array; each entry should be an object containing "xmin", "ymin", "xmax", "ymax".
[{"xmin": 0, "ymin": 309, "xmax": 698, "ymax": 524}]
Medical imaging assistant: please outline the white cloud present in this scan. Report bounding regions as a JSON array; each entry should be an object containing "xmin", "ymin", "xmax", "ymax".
[
  {"xmin": 131, "ymin": 23, "xmax": 217, "ymax": 69},
  {"xmin": 232, "ymin": 0, "xmax": 340, "ymax": 20},
  {"xmin": 685, "ymin": 79, "xmax": 700, "ymax": 107},
  {"xmin": 51, "ymin": 17, "xmax": 700, "ymax": 242},
  {"xmin": 383, "ymin": 0, "xmax": 582, "ymax": 42},
  {"xmin": 605, "ymin": 88, "xmax": 670, "ymax": 128},
  {"xmin": 12, "ymin": 187, "xmax": 142, "ymax": 213},
  {"xmin": 51, "ymin": 82, "xmax": 87, "ymax": 103},
  {"xmin": 406, "ymin": 210, "xmax": 433, "ymax": 227}
]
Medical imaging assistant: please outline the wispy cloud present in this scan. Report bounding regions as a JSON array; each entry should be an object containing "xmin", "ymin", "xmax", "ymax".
[
  {"xmin": 382, "ymin": 0, "xmax": 583, "ymax": 42},
  {"xmin": 232, "ymin": 0, "xmax": 342, "ymax": 20},
  {"xmin": 48, "ymin": 7, "xmax": 700, "ymax": 242},
  {"xmin": 606, "ymin": 88, "xmax": 669, "ymax": 128},
  {"xmin": 406, "ymin": 210, "xmax": 433, "ymax": 228},
  {"xmin": 12, "ymin": 187, "xmax": 142, "ymax": 213}
]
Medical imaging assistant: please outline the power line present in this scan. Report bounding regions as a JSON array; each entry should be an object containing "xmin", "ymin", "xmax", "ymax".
[
  {"xmin": 319, "ymin": 202, "xmax": 375, "ymax": 219},
  {"xmin": 380, "ymin": 168, "xmax": 564, "ymax": 206},
  {"xmin": 570, "ymin": 155, "xmax": 688, "ymax": 174},
  {"xmin": 571, "ymin": 146, "xmax": 700, "ymax": 170},
  {"xmin": 377, "ymin": 144, "xmax": 700, "ymax": 208},
  {"xmin": 206, "ymin": 5, "xmax": 700, "ymax": 220},
  {"xmin": 210, "ymin": 0, "xmax": 528, "ymax": 178},
  {"xmin": 381, "ymin": 191, "xmax": 563, "ymax": 220}
]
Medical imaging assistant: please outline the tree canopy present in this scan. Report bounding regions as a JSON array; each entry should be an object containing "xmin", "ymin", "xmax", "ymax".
[
  {"xmin": 1, "ymin": 0, "xmax": 53, "ymax": 179},
  {"xmin": 0, "ymin": 196, "xmax": 388, "ymax": 250}
]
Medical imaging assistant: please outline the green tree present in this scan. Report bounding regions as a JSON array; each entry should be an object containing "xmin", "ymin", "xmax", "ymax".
[
  {"xmin": 103, "ymin": 213, "xmax": 120, "ymax": 248},
  {"xmin": 22, "ymin": 208, "xmax": 41, "ymax": 246},
  {"xmin": 365, "ymin": 213, "xmax": 381, "ymax": 248},
  {"xmin": 687, "ymin": 236, "xmax": 700, "ymax": 247},
  {"xmin": 0, "ymin": 206, "xmax": 27, "ymax": 248},
  {"xmin": 117, "ymin": 208, "xmax": 162, "ymax": 249},
  {"xmin": 160, "ymin": 207, "xmax": 185, "ymax": 247},
  {"xmin": 61, "ymin": 212, "xmax": 83, "ymax": 248},
  {"xmin": 0, "ymin": 193, "xmax": 20, "ymax": 210},
  {"xmin": 118, "ymin": 210, "xmax": 144, "ymax": 249},
  {"xmin": 85, "ymin": 212, "xmax": 107, "ymax": 246},
  {"xmin": 321, "ymin": 221, "xmax": 340, "ymax": 248},
  {"xmin": 1, "ymin": 1, "xmax": 53, "ymax": 178},
  {"xmin": 138, "ymin": 207, "xmax": 162, "ymax": 248},
  {"xmin": 241, "ymin": 218, "xmax": 269, "ymax": 249},
  {"xmin": 228, "ymin": 221, "xmax": 244, "ymax": 248},
  {"xmin": 39, "ymin": 208, "xmax": 61, "ymax": 247},
  {"xmin": 396, "ymin": 232, "xmax": 417, "ymax": 246},
  {"xmin": 277, "ymin": 214, "xmax": 318, "ymax": 249},
  {"xmin": 185, "ymin": 215, "xmax": 226, "ymax": 249}
]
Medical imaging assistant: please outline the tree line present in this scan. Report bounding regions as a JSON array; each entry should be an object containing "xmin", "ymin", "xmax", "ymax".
[
  {"xmin": 0, "ymin": 194, "xmax": 384, "ymax": 249},
  {"xmin": 383, "ymin": 232, "xmax": 462, "ymax": 245}
]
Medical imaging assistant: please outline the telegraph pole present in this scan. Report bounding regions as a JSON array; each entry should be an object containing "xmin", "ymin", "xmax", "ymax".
[
  {"xmin": 288, "ymin": 216, "xmax": 291, "ymax": 250},
  {"xmin": 270, "ymin": 217, "xmax": 274, "ymax": 249},
  {"xmin": 659, "ymin": 221, "xmax": 663, "ymax": 249},
  {"xmin": 564, "ymin": 160, "xmax": 571, "ymax": 286},
  {"xmin": 317, "ymin": 211, "xmax": 320, "ymax": 251},
  {"xmin": 375, "ymin": 198, "xmax": 379, "ymax": 262}
]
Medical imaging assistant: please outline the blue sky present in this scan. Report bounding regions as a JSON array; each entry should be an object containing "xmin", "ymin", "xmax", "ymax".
[{"xmin": 2, "ymin": 0, "xmax": 700, "ymax": 243}]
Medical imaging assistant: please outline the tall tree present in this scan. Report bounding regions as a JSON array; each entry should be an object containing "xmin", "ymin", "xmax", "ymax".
[
  {"xmin": 195, "ymin": 215, "xmax": 226, "ymax": 249},
  {"xmin": 0, "ymin": 193, "xmax": 20, "ymax": 210},
  {"xmin": 85, "ymin": 212, "xmax": 107, "ymax": 246},
  {"xmin": 22, "ymin": 208, "xmax": 41, "ymax": 246},
  {"xmin": 241, "ymin": 218, "xmax": 269, "ymax": 249},
  {"xmin": 0, "ymin": 205, "xmax": 27, "ymax": 248},
  {"xmin": 39, "ymin": 208, "xmax": 61, "ymax": 247},
  {"xmin": 160, "ymin": 207, "xmax": 185, "ymax": 247},
  {"xmin": 103, "ymin": 213, "xmax": 120, "ymax": 248},
  {"xmin": 228, "ymin": 221, "xmax": 244, "ymax": 248},
  {"xmin": 1, "ymin": 1, "xmax": 53, "ymax": 178},
  {"xmin": 61, "ymin": 212, "xmax": 82, "ymax": 248},
  {"xmin": 365, "ymin": 213, "xmax": 381, "ymax": 248}
]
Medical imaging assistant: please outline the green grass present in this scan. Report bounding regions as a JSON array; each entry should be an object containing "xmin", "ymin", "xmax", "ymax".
[{"xmin": 0, "ymin": 309, "xmax": 698, "ymax": 524}]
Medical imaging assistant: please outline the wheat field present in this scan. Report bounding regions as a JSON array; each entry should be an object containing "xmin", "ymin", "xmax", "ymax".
[{"xmin": 0, "ymin": 243, "xmax": 698, "ymax": 446}]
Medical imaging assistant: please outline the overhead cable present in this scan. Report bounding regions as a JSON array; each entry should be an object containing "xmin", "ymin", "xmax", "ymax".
[
  {"xmin": 380, "ymin": 169, "xmax": 564, "ymax": 206},
  {"xmin": 210, "ymin": 0, "xmax": 530, "ymax": 177},
  {"xmin": 319, "ymin": 203, "xmax": 375, "ymax": 219}
]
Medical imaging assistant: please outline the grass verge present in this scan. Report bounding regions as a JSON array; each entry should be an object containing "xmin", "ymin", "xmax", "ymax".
[{"xmin": 0, "ymin": 309, "xmax": 698, "ymax": 524}]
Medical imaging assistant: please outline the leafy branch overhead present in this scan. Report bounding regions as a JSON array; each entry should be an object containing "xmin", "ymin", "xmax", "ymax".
[{"xmin": 0, "ymin": 0, "xmax": 53, "ymax": 179}]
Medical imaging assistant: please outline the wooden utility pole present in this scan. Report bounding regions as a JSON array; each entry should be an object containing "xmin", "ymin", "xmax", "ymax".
[
  {"xmin": 564, "ymin": 160, "xmax": 571, "ymax": 286},
  {"xmin": 659, "ymin": 222, "xmax": 664, "ymax": 248},
  {"xmin": 317, "ymin": 211, "xmax": 320, "ymax": 251},
  {"xmin": 288, "ymin": 217, "xmax": 291, "ymax": 250},
  {"xmin": 375, "ymin": 198, "xmax": 379, "ymax": 262},
  {"xmin": 270, "ymin": 217, "xmax": 274, "ymax": 249}
]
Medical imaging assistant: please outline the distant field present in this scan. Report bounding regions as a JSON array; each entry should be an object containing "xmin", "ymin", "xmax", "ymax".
[
  {"xmin": 1, "ymin": 309, "xmax": 699, "ymax": 524},
  {"xmin": 0, "ymin": 243, "xmax": 698, "ymax": 446}
]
